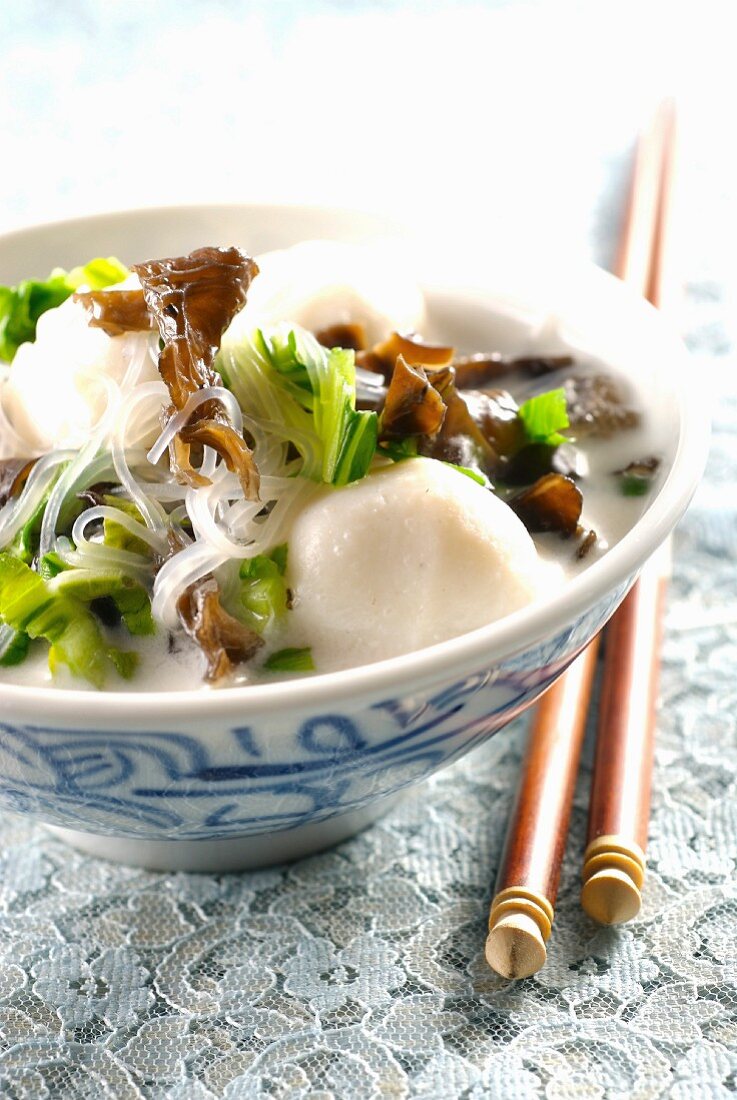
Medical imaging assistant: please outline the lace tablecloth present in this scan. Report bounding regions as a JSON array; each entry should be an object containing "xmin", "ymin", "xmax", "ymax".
[
  {"xmin": 0, "ymin": 228, "xmax": 734, "ymax": 1100},
  {"xmin": 2, "ymin": 8, "xmax": 737, "ymax": 1098}
]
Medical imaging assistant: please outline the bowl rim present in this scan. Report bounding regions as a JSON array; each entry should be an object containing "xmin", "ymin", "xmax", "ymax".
[{"xmin": 0, "ymin": 202, "xmax": 710, "ymax": 721}]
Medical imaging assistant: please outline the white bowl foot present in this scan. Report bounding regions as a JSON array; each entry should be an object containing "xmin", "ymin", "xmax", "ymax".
[{"xmin": 45, "ymin": 795, "xmax": 401, "ymax": 872}]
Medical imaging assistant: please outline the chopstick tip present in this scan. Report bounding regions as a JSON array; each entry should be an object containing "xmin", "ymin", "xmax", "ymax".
[
  {"xmin": 485, "ymin": 912, "xmax": 547, "ymax": 979},
  {"xmin": 486, "ymin": 887, "xmax": 553, "ymax": 979},
  {"xmin": 580, "ymin": 836, "xmax": 645, "ymax": 925}
]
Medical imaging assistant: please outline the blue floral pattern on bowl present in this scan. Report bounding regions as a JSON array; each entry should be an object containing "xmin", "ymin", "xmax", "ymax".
[{"xmin": 0, "ymin": 582, "xmax": 630, "ymax": 844}]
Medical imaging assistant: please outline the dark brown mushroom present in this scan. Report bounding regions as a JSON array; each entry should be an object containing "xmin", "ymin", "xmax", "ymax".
[
  {"xmin": 314, "ymin": 322, "xmax": 368, "ymax": 352},
  {"xmin": 576, "ymin": 528, "xmax": 599, "ymax": 559},
  {"xmin": 74, "ymin": 289, "xmax": 154, "ymax": 336},
  {"xmin": 177, "ymin": 575, "xmax": 263, "ymax": 683},
  {"xmin": 501, "ymin": 441, "xmax": 587, "ymax": 486},
  {"xmin": 418, "ymin": 368, "xmax": 500, "ymax": 474},
  {"xmin": 133, "ymin": 246, "xmax": 260, "ymax": 499},
  {"xmin": 509, "ymin": 474, "xmax": 583, "ymax": 536},
  {"xmin": 380, "ymin": 356, "xmax": 446, "ymax": 438},
  {"xmin": 357, "ymin": 332, "xmax": 455, "ymax": 382},
  {"xmin": 615, "ymin": 456, "xmax": 660, "ymax": 477},
  {"xmin": 451, "ymin": 353, "xmax": 574, "ymax": 390},
  {"xmin": 564, "ymin": 374, "xmax": 640, "ymax": 437},
  {"xmin": 77, "ymin": 482, "xmax": 119, "ymax": 509},
  {"xmin": 613, "ymin": 455, "xmax": 661, "ymax": 497},
  {"xmin": 462, "ymin": 389, "xmax": 525, "ymax": 457},
  {"xmin": 0, "ymin": 458, "xmax": 36, "ymax": 509},
  {"xmin": 133, "ymin": 246, "xmax": 257, "ymax": 408}
]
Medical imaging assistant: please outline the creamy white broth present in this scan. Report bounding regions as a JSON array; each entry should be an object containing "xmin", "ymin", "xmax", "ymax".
[{"xmin": 0, "ymin": 271, "xmax": 672, "ymax": 693}]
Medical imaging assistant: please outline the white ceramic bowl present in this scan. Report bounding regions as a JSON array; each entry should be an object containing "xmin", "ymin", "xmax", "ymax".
[{"xmin": 0, "ymin": 205, "xmax": 708, "ymax": 871}]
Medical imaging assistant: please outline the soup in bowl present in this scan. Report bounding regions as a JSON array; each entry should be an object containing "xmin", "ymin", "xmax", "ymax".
[{"xmin": 0, "ymin": 204, "xmax": 707, "ymax": 870}]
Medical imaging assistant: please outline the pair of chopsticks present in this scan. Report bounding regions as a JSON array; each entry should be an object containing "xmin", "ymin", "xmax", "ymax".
[{"xmin": 486, "ymin": 99, "xmax": 678, "ymax": 980}]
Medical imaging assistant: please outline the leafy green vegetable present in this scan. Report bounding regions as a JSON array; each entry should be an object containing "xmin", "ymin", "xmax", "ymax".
[
  {"xmin": 447, "ymin": 463, "xmax": 492, "ymax": 488},
  {"xmin": 269, "ymin": 543, "xmax": 288, "ymax": 575},
  {"xmin": 264, "ymin": 646, "xmax": 315, "ymax": 673},
  {"xmin": 0, "ymin": 256, "xmax": 129, "ymax": 362},
  {"xmin": 614, "ymin": 457, "xmax": 660, "ymax": 498},
  {"xmin": 112, "ymin": 585, "xmax": 156, "ymax": 636},
  {"xmin": 0, "ymin": 277, "xmax": 70, "ymax": 363},
  {"xmin": 378, "ymin": 437, "xmax": 420, "ymax": 462},
  {"xmin": 0, "ymin": 628, "xmax": 30, "ymax": 667},
  {"xmin": 0, "ymin": 553, "xmax": 137, "ymax": 685},
  {"xmin": 62, "ymin": 257, "xmax": 130, "ymax": 292},
  {"xmin": 517, "ymin": 388, "xmax": 569, "ymax": 447},
  {"xmin": 237, "ymin": 545, "xmax": 289, "ymax": 634},
  {"xmin": 8, "ymin": 494, "xmax": 50, "ymax": 564},
  {"xmin": 620, "ymin": 475, "xmax": 650, "ymax": 497},
  {"xmin": 37, "ymin": 552, "xmax": 66, "ymax": 580},
  {"xmin": 100, "ymin": 497, "xmax": 151, "ymax": 558},
  {"xmin": 41, "ymin": 556, "xmax": 155, "ymax": 636},
  {"xmin": 227, "ymin": 326, "xmax": 378, "ymax": 486}
]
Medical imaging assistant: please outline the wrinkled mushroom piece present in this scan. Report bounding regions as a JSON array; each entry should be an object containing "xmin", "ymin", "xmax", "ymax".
[
  {"xmin": 177, "ymin": 575, "xmax": 263, "ymax": 683},
  {"xmin": 417, "ymin": 368, "xmax": 499, "ymax": 474},
  {"xmin": 614, "ymin": 455, "xmax": 661, "ymax": 496},
  {"xmin": 576, "ymin": 528, "xmax": 599, "ymax": 559},
  {"xmin": 133, "ymin": 246, "xmax": 257, "ymax": 408},
  {"xmin": 314, "ymin": 322, "xmax": 368, "ymax": 352},
  {"xmin": 509, "ymin": 473, "xmax": 583, "ymax": 536},
  {"xmin": 74, "ymin": 289, "xmax": 154, "ymax": 336},
  {"xmin": 380, "ymin": 356, "xmax": 446, "ymax": 438},
  {"xmin": 462, "ymin": 389, "xmax": 525, "ymax": 457},
  {"xmin": 0, "ymin": 458, "xmax": 36, "ymax": 508},
  {"xmin": 452, "ymin": 353, "xmax": 574, "ymax": 390},
  {"xmin": 501, "ymin": 441, "xmax": 587, "ymax": 486},
  {"xmin": 358, "ymin": 332, "xmax": 455, "ymax": 382},
  {"xmin": 564, "ymin": 373, "xmax": 640, "ymax": 437},
  {"xmin": 177, "ymin": 401, "xmax": 260, "ymax": 500},
  {"xmin": 133, "ymin": 246, "xmax": 260, "ymax": 499}
]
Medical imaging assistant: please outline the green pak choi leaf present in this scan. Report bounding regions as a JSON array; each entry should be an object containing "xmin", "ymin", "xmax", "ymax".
[
  {"xmin": 42, "ymin": 557, "xmax": 155, "ymax": 636},
  {"xmin": 0, "ymin": 553, "xmax": 138, "ymax": 685},
  {"xmin": 517, "ymin": 388, "xmax": 570, "ymax": 446},
  {"xmin": 0, "ymin": 256, "xmax": 129, "ymax": 362},
  {"xmin": 222, "ymin": 324, "xmax": 378, "ymax": 486},
  {"xmin": 264, "ymin": 646, "xmax": 315, "ymax": 673},
  {"xmin": 0, "ymin": 627, "xmax": 30, "ymax": 667},
  {"xmin": 237, "ymin": 545, "xmax": 289, "ymax": 634}
]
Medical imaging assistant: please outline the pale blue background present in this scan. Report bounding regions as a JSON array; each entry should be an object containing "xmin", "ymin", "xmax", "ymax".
[{"xmin": 0, "ymin": 0, "xmax": 734, "ymax": 274}]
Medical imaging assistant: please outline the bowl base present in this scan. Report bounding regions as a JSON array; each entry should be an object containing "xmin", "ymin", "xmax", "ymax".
[{"xmin": 45, "ymin": 795, "xmax": 401, "ymax": 872}]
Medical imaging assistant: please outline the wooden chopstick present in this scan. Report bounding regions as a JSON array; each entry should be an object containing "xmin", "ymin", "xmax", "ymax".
[
  {"xmin": 580, "ymin": 99, "xmax": 678, "ymax": 923},
  {"xmin": 618, "ymin": 98, "xmax": 677, "ymax": 298},
  {"xmin": 580, "ymin": 565, "xmax": 667, "ymax": 922},
  {"xmin": 486, "ymin": 641, "xmax": 599, "ymax": 978},
  {"xmin": 486, "ymin": 100, "xmax": 678, "ymax": 975}
]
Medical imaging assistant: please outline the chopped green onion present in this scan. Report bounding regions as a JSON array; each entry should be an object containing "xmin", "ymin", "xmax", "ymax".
[
  {"xmin": 614, "ymin": 457, "xmax": 660, "ymax": 497},
  {"xmin": 264, "ymin": 646, "xmax": 315, "ymax": 673},
  {"xmin": 620, "ymin": 474, "xmax": 651, "ymax": 497},
  {"xmin": 378, "ymin": 437, "xmax": 419, "ymax": 462},
  {"xmin": 237, "ymin": 546, "xmax": 289, "ymax": 634},
  {"xmin": 269, "ymin": 543, "xmax": 288, "ymax": 576},
  {"xmin": 447, "ymin": 463, "xmax": 492, "ymax": 488}
]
